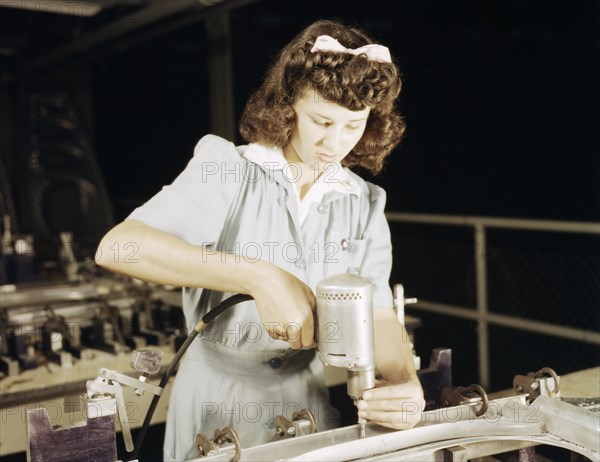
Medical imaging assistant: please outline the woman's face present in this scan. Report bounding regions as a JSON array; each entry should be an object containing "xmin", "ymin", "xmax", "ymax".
[{"xmin": 284, "ymin": 90, "xmax": 370, "ymax": 174}]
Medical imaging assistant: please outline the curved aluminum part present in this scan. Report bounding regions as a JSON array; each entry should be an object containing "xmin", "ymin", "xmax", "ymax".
[
  {"xmin": 359, "ymin": 435, "xmax": 600, "ymax": 462},
  {"xmin": 286, "ymin": 418, "xmax": 541, "ymax": 461},
  {"xmin": 188, "ymin": 395, "xmax": 600, "ymax": 462},
  {"xmin": 188, "ymin": 420, "xmax": 540, "ymax": 462},
  {"xmin": 534, "ymin": 395, "xmax": 600, "ymax": 457},
  {"xmin": 187, "ymin": 396, "xmax": 523, "ymax": 461},
  {"xmin": 293, "ymin": 397, "xmax": 600, "ymax": 462}
]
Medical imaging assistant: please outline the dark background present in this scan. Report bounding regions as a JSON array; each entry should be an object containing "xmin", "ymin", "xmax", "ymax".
[
  {"xmin": 2, "ymin": 0, "xmax": 597, "ymax": 223},
  {"xmin": 90, "ymin": 0, "xmax": 600, "ymax": 222}
]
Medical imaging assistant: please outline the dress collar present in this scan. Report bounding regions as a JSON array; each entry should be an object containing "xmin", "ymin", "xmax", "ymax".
[{"xmin": 241, "ymin": 142, "xmax": 361, "ymax": 197}]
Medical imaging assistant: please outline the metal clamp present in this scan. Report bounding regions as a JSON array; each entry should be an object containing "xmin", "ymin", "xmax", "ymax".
[
  {"xmin": 98, "ymin": 367, "xmax": 163, "ymax": 396},
  {"xmin": 393, "ymin": 284, "xmax": 417, "ymax": 325},
  {"xmin": 441, "ymin": 384, "xmax": 489, "ymax": 417},
  {"xmin": 272, "ymin": 408, "xmax": 318, "ymax": 440},
  {"xmin": 86, "ymin": 376, "xmax": 134, "ymax": 452},
  {"xmin": 513, "ymin": 366, "xmax": 560, "ymax": 402},
  {"xmin": 196, "ymin": 426, "xmax": 241, "ymax": 462},
  {"xmin": 85, "ymin": 350, "xmax": 164, "ymax": 454}
]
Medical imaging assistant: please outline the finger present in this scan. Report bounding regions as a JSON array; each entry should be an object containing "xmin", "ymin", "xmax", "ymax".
[
  {"xmin": 303, "ymin": 285, "xmax": 317, "ymax": 311},
  {"xmin": 300, "ymin": 317, "xmax": 315, "ymax": 349},
  {"xmin": 267, "ymin": 323, "xmax": 289, "ymax": 341},
  {"xmin": 362, "ymin": 384, "xmax": 417, "ymax": 401},
  {"xmin": 359, "ymin": 397, "xmax": 425, "ymax": 422},
  {"xmin": 276, "ymin": 323, "xmax": 296, "ymax": 349},
  {"xmin": 307, "ymin": 291, "xmax": 317, "ymax": 312},
  {"xmin": 265, "ymin": 323, "xmax": 283, "ymax": 340},
  {"xmin": 357, "ymin": 398, "xmax": 406, "ymax": 412},
  {"xmin": 283, "ymin": 322, "xmax": 300, "ymax": 340}
]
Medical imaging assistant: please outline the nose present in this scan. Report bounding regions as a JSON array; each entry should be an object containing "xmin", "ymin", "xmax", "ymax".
[{"xmin": 322, "ymin": 126, "xmax": 343, "ymax": 153}]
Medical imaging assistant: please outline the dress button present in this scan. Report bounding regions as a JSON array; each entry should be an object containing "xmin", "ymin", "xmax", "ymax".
[
  {"xmin": 317, "ymin": 204, "xmax": 330, "ymax": 214},
  {"xmin": 294, "ymin": 259, "xmax": 306, "ymax": 270},
  {"xmin": 348, "ymin": 242, "xmax": 357, "ymax": 254},
  {"xmin": 269, "ymin": 358, "xmax": 283, "ymax": 369}
]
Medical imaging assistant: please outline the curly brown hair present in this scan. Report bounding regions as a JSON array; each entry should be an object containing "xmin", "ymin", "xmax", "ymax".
[{"xmin": 239, "ymin": 19, "xmax": 405, "ymax": 175}]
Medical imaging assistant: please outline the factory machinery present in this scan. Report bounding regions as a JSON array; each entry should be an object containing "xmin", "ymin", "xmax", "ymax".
[
  {"xmin": 6, "ymin": 273, "xmax": 598, "ymax": 462},
  {"xmin": 0, "ymin": 273, "xmax": 186, "ymax": 384},
  {"xmin": 0, "ymin": 263, "xmax": 187, "ymax": 457}
]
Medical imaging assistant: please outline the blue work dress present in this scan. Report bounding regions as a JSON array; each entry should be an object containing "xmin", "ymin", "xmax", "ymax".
[{"xmin": 128, "ymin": 134, "xmax": 394, "ymax": 461}]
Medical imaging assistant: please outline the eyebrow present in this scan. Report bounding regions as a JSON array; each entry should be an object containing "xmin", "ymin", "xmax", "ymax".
[{"xmin": 310, "ymin": 112, "xmax": 369, "ymax": 123}]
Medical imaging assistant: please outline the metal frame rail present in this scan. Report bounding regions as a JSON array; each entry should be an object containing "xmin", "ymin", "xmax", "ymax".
[{"xmin": 385, "ymin": 212, "xmax": 600, "ymax": 389}]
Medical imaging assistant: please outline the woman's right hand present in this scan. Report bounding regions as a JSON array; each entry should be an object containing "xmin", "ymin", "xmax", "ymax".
[
  {"xmin": 97, "ymin": 221, "xmax": 317, "ymax": 349},
  {"xmin": 249, "ymin": 264, "xmax": 316, "ymax": 350}
]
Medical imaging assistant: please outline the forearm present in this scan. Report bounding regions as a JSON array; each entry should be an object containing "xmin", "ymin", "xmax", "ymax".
[
  {"xmin": 96, "ymin": 219, "xmax": 267, "ymax": 294},
  {"xmin": 373, "ymin": 308, "xmax": 419, "ymax": 383}
]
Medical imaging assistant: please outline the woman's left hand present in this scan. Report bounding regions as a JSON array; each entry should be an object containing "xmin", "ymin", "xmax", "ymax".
[{"xmin": 356, "ymin": 378, "xmax": 425, "ymax": 429}]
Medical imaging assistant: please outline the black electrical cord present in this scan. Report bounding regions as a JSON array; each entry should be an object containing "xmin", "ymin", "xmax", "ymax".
[{"xmin": 129, "ymin": 293, "xmax": 253, "ymax": 461}]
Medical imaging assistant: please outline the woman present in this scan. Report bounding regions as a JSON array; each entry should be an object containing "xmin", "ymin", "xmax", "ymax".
[{"xmin": 97, "ymin": 19, "xmax": 424, "ymax": 461}]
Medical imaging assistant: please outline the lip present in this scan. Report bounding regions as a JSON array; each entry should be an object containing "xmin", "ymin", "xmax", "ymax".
[{"xmin": 317, "ymin": 153, "xmax": 338, "ymax": 162}]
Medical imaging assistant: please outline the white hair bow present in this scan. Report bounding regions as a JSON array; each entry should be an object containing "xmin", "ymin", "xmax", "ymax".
[{"xmin": 310, "ymin": 35, "xmax": 392, "ymax": 63}]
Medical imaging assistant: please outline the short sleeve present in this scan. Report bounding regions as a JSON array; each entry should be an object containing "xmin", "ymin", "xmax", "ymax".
[
  {"xmin": 127, "ymin": 135, "xmax": 246, "ymax": 246},
  {"xmin": 361, "ymin": 184, "xmax": 394, "ymax": 309}
]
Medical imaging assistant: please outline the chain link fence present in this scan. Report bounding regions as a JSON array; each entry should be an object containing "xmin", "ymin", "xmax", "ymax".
[{"xmin": 388, "ymin": 213, "xmax": 600, "ymax": 393}]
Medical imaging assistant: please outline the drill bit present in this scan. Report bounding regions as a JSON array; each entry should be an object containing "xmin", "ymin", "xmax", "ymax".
[
  {"xmin": 354, "ymin": 399, "xmax": 367, "ymax": 439},
  {"xmin": 358, "ymin": 419, "xmax": 366, "ymax": 439}
]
